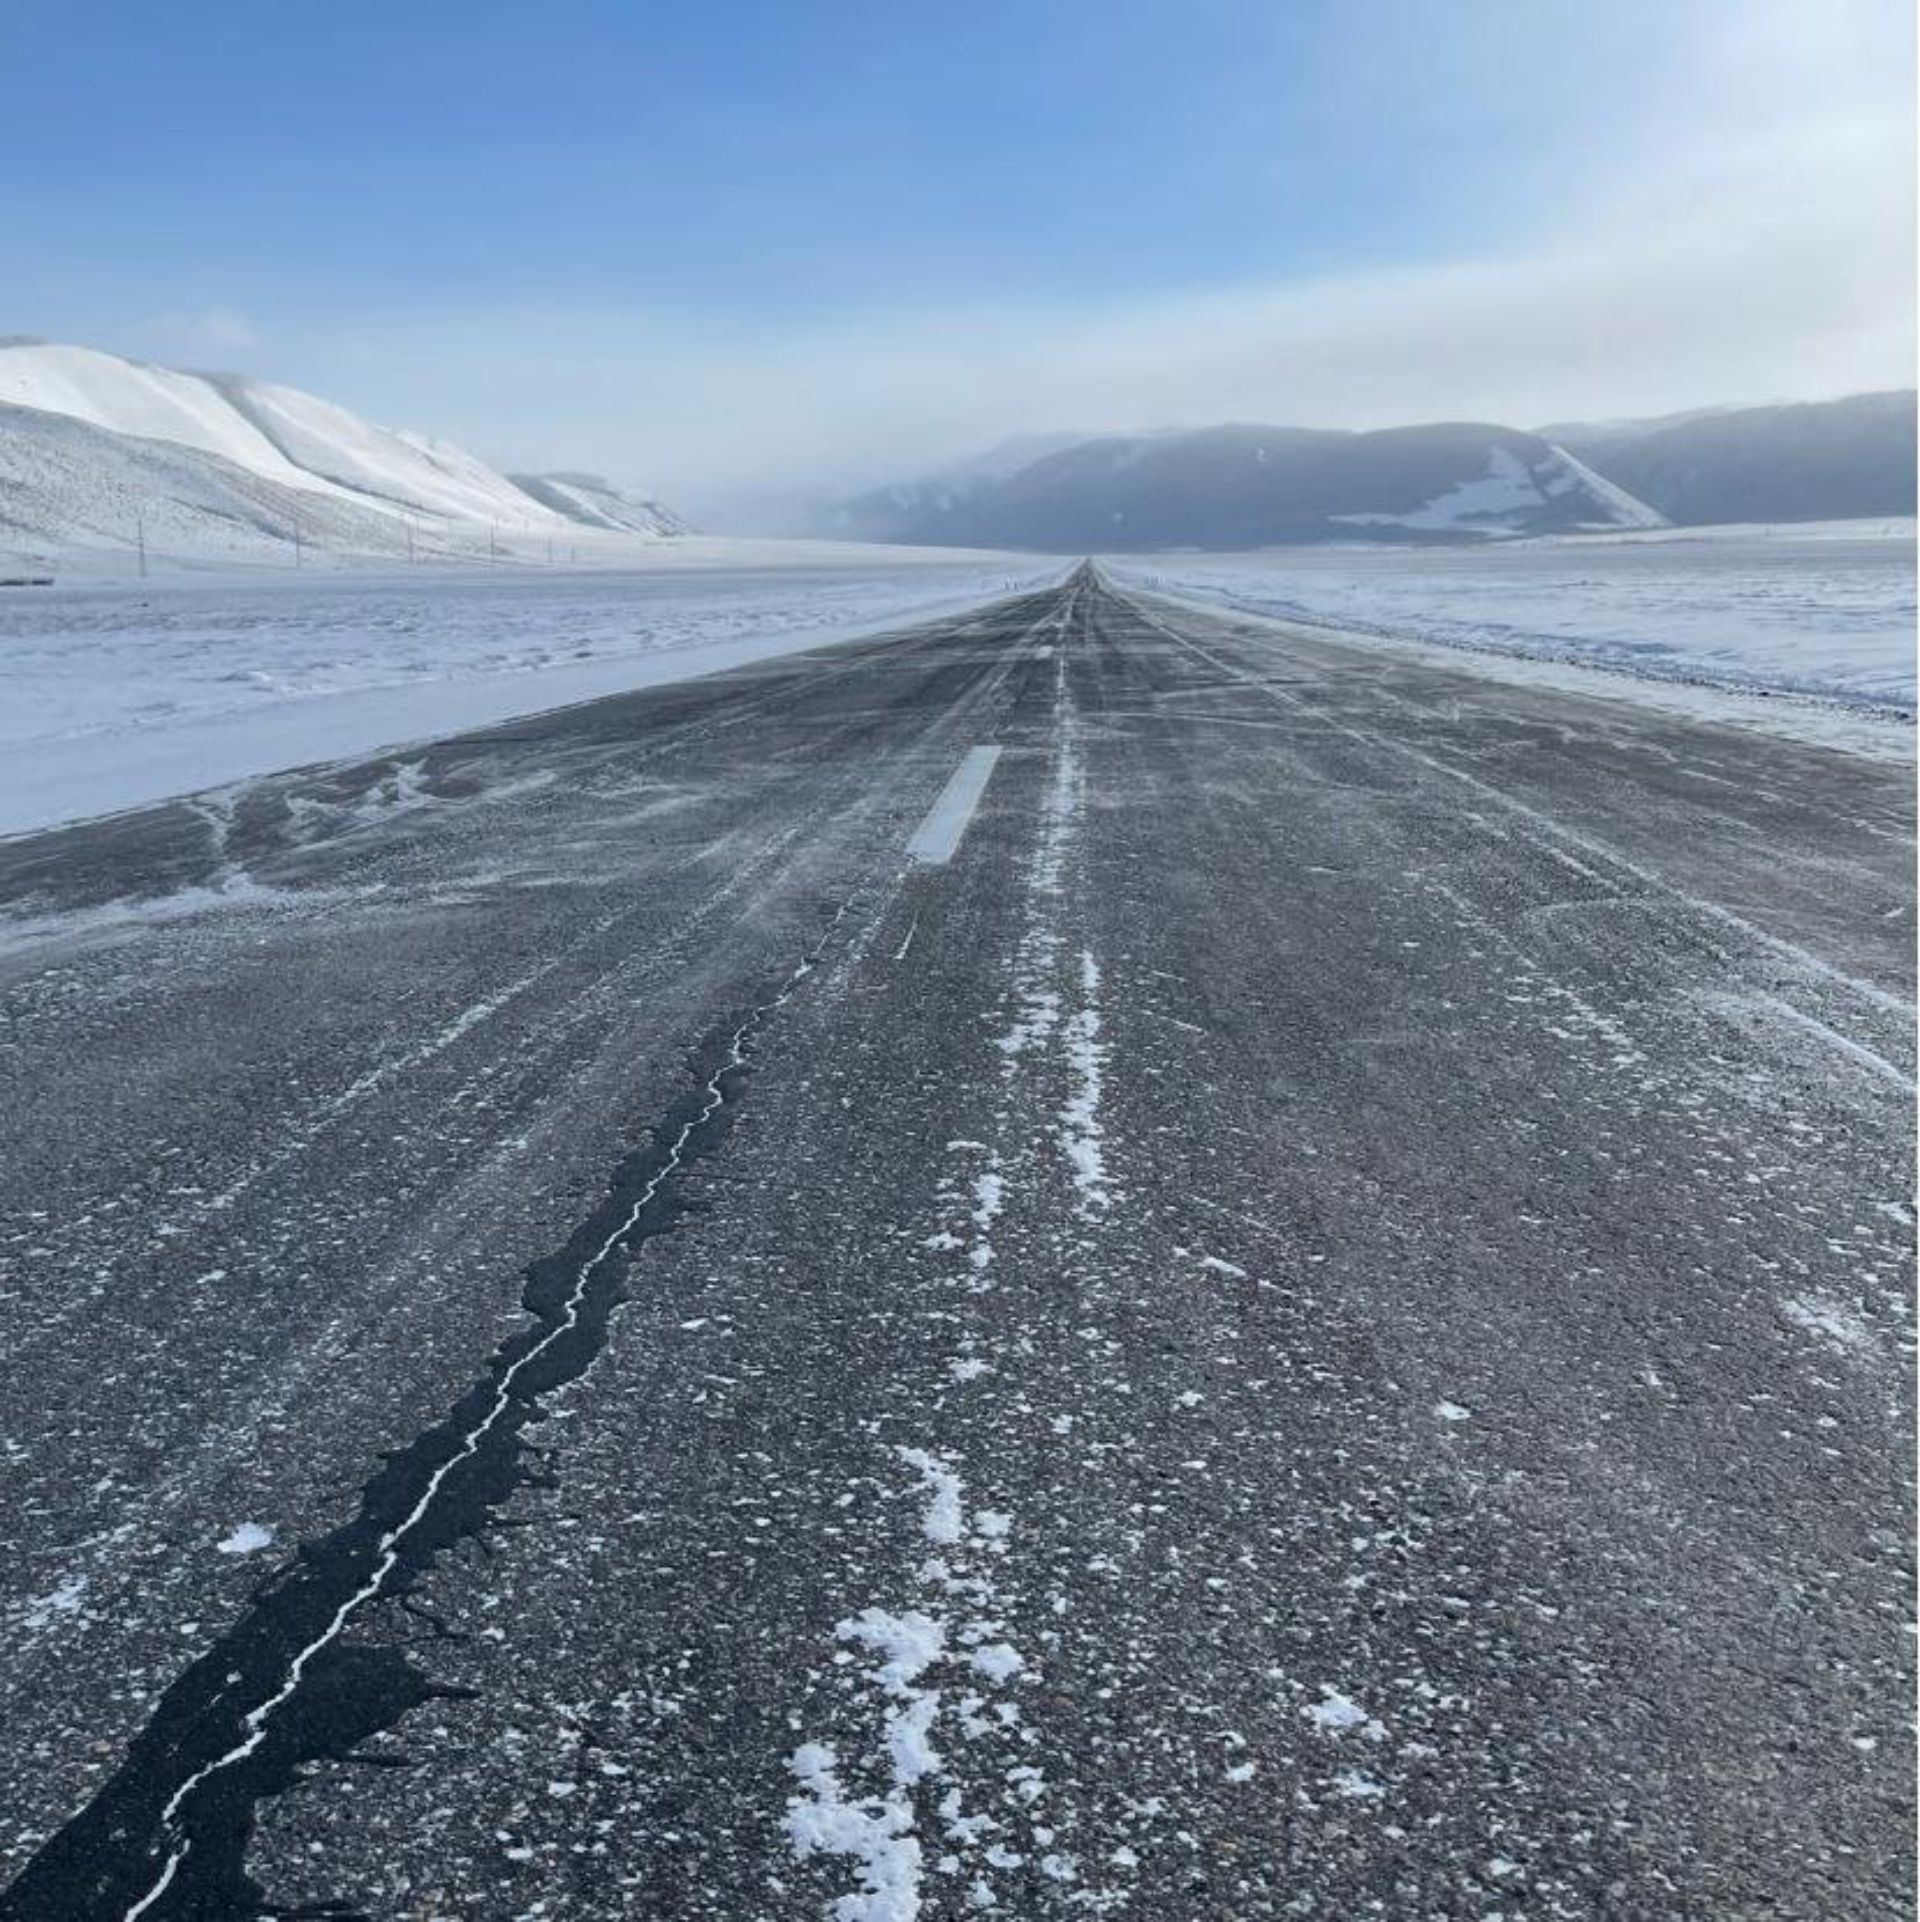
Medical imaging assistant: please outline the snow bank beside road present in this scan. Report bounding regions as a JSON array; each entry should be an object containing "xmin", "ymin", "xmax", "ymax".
[
  {"xmin": 0, "ymin": 555, "xmax": 1054, "ymax": 837},
  {"xmin": 1110, "ymin": 520, "xmax": 1915, "ymax": 757}
]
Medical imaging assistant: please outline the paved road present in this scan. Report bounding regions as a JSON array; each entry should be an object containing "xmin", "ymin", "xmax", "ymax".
[{"xmin": 1, "ymin": 568, "xmax": 1911, "ymax": 1920}]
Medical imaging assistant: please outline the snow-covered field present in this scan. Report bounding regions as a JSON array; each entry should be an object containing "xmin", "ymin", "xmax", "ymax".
[
  {"xmin": 1111, "ymin": 521, "xmax": 1916, "ymax": 753},
  {"xmin": 5, "ymin": 520, "xmax": 1909, "ymax": 840},
  {"xmin": 0, "ymin": 549, "xmax": 1055, "ymax": 837}
]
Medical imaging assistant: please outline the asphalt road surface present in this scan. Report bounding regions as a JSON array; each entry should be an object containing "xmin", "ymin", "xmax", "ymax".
[{"xmin": 1, "ymin": 568, "xmax": 1911, "ymax": 1921}]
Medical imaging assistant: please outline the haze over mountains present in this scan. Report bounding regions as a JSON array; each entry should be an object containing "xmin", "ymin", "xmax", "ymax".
[
  {"xmin": 0, "ymin": 339, "xmax": 688, "ymax": 570},
  {"xmin": 835, "ymin": 393, "xmax": 1918, "ymax": 552}
]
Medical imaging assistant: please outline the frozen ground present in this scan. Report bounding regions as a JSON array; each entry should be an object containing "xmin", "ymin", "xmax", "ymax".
[
  {"xmin": 1110, "ymin": 519, "xmax": 1915, "ymax": 757},
  {"xmin": 0, "ymin": 548, "xmax": 1056, "ymax": 836}
]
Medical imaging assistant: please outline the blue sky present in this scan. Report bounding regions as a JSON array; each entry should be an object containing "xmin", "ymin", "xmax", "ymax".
[{"xmin": 4, "ymin": 1, "xmax": 1912, "ymax": 517}]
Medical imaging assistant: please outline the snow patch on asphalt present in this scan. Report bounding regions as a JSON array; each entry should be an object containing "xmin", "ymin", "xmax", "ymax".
[
  {"xmin": 785, "ymin": 1449, "xmax": 1042, "ymax": 1919},
  {"xmin": 0, "ymin": 873, "xmax": 341, "ymax": 957},
  {"xmin": 1781, "ymin": 1293, "xmax": 1880, "ymax": 1359},
  {"xmin": 1059, "ymin": 952, "xmax": 1111, "ymax": 1215},
  {"xmin": 898, "ymin": 1447, "xmax": 967, "ymax": 1547},
  {"xmin": 785, "ymin": 1741, "xmax": 923, "ymax": 1922},
  {"xmin": 1306, "ymin": 1688, "xmax": 1387, "ymax": 1740},
  {"xmin": 994, "ymin": 988, "xmax": 1060, "ymax": 1066},
  {"xmin": 15, "ymin": 1575, "xmax": 89, "ymax": 1637},
  {"xmin": 215, "ymin": 1522, "xmax": 275, "ymax": 1556},
  {"xmin": 991, "ymin": 690, "xmax": 1122, "ymax": 1218}
]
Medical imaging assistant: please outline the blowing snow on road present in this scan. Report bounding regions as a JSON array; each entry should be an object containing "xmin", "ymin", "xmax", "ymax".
[{"xmin": 0, "ymin": 570, "xmax": 1911, "ymax": 1920}]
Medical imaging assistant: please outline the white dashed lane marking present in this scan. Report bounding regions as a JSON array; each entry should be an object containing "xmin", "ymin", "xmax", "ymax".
[{"xmin": 907, "ymin": 745, "xmax": 1003, "ymax": 866}]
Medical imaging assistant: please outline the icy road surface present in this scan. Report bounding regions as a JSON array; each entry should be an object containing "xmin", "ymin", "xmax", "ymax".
[{"xmin": 0, "ymin": 569, "xmax": 1911, "ymax": 1919}]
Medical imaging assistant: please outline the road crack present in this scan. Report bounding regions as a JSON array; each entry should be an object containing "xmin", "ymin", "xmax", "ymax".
[{"xmin": 2, "ymin": 905, "xmax": 852, "ymax": 1922}]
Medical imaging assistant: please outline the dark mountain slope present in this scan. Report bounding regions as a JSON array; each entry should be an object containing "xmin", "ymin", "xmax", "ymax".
[
  {"xmin": 1562, "ymin": 392, "xmax": 1916, "ymax": 525},
  {"xmin": 838, "ymin": 422, "xmax": 1662, "ymax": 551}
]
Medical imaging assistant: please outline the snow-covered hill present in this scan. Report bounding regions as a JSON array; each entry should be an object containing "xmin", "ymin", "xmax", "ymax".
[
  {"xmin": 0, "ymin": 339, "xmax": 687, "ymax": 570},
  {"xmin": 1551, "ymin": 392, "xmax": 1917, "ymax": 526},
  {"xmin": 508, "ymin": 471, "xmax": 692, "ymax": 536},
  {"xmin": 0, "ymin": 401, "xmax": 423, "ymax": 565}
]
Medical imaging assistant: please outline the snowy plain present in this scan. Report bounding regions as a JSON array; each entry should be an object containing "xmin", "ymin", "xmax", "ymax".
[
  {"xmin": 3, "ymin": 520, "xmax": 1912, "ymax": 841},
  {"xmin": 0, "ymin": 546, "xmax": 1055, "ymax": 837},
  {"xmin": 1110, "ymin": 520, "xmax": 1916, "ymax": 758}
]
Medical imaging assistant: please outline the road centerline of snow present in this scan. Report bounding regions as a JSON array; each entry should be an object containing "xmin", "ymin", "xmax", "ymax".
[{"xmin": 907, "ymin": 745, "xmax": 1003, "ymax": 865}]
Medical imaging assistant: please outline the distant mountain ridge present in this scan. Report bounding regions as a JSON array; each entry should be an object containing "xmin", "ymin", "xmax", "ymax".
[
  {"xmin": 1551, "ymin": 392, "xmax": 1916, "ymax": 526},
  {"xmin": 837, "ymin": 392, "xmax": 1915, "ymax": 551},
  {"xmin": 836, "ymin": 422, "xmax": 1666, "ymax": 552},
  {"xmin": 0, "ymin": 339, "xmax": 687, "ymax": 567}
]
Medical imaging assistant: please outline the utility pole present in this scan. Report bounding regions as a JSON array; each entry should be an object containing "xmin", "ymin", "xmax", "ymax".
[
  {"xmin": 489, "ymin": 522, "xmax": 498, "ymax": 564},
  {"xmin": 406, "ymin": 521, "xmax": 415, "ymax": 564},
  {"xmin": 135, "ymin": 507, "xmax": 147, "ymax": 580}
]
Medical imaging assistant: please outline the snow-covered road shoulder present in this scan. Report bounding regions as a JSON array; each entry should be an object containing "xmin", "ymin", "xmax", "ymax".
[
  {"xmin": 0, "ymin": 554, "xmax": 1056, "ymax": 837},
  {"xmin": 1108, "ymin": 520, "xmax": 1915, "ymax": 762}
]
